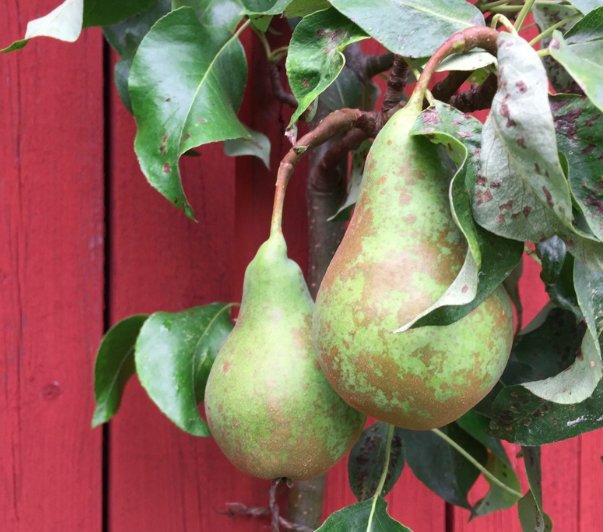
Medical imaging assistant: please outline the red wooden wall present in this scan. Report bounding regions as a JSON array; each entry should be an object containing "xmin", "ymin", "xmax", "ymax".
[{"xmin": 1, "ymin": 2, "xmax": 601, "ymax": 531}]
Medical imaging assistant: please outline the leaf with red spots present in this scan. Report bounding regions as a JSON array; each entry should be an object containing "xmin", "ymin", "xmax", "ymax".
[
  {"xmin": 397, "ymin": 101, "xmax": 522, "ymax": 332},
  {"xmin": 532, "ymin": 2, "xmax": 582, "ymax": 94},
  {"xmin": 135, "ymin": 303, "xmax": 234, "ymax": 436},
  {"xmin": 475, "ymin": 32, "xmax": 573, "ymax": 243},
  {"xmin": 130, "ymin": 7, "xmax": 269, "ymax": 217},
  {"xmin": 518, "ymin": 447, "xmax": 552, "ymax": 532},
  {"xmin": 348, "ymin": 422, "xmax": 405, "ymax": 502},
  {"xmin": 551, "ymin": 94, "xmax": 603, "ymax": 239},
  {"xmin": 549, "ymin": 6, "xmax": 603, "ymax": 113},
  {"xmin": 286, "ymin": 8, "xmax": 368, "ymax": 133}
]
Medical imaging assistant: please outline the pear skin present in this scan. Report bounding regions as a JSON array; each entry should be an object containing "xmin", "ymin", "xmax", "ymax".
[
  {"xmin": 313, "ymin": 103, "xmax": 513, "ymax": 430},
  {"xmin": 204, "ymin": 233, "xmax": 365, "ymax": 480}
]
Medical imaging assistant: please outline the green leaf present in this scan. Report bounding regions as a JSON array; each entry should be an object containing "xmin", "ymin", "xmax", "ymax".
[
  {"xmin": 1, "ymin": 0, "xmax": 84, "ymax": 52},
  {"xmin": 568, "ymin": 0, "xmax": 603, "ymax": 15},
  {"xmin": 475, "ymin": 32, "xmax": 573, "ymax": 243},
  {"xmin": 174, "ymin": 0, "xmax": 245, "ymax": 27},
  {"xmin": 1, "ymin": 0, "xmax": 155, "ymax": 52},
  {"xmin": 286, "ymin": 8, "xmax": 368, "ymax": 129},
  {"xmin": 316, "ymin": 498, "xmax": 411, "ymax": 532},
  {"xmin": 456, "ymin": 412, "xmax": 521, "ymax": 516},
  {"xmin": 135, "ymin": 303, "xmax": 234, "ymax": 436},
  {"xmin": 329, "ymin": 0, "xmax": 484, "ymax": 58},
  {"xmin": 489, "ymin": 379, "xmax": 603, "ymax": 445},
  {"xmin": 285, "ymin": 0, "xmax": 330, "ymax": 17},
  {"xmin": 397, "ymin": 102, "xmax": 523, "ymax": 331},
  {"xmin": 83, "ymin": 0, "xmax": 154, "ymax": 26},
  {"xmin": 224, "ymin": 127, "xmax": 271, "ymax": 168},
  {"xmin": 503, "ymin": 260, "xmax": 523, "ymax": 332},
  {"xmin": 550, "ymin": 7, "xmax": 603, "ymax": 113},
  {"xmin": 92, "ymin": 315, "xmax": 148, "ymax": 427},
  {"xmin": 103, "ymin": 0, "xmax": 171, "ymax": 111},
  {"xmin": 503, "ymin": 307, "xmax": 584, "ymax": 386},
  {"xmin": 329, "ymin": 140, "xmax": 372, "ymax": 221},
  {"xmin": 537, "ymin": 237, "xmax": 581, "ymax": 315},
  {"xmin": 348, "ymin": 422, "xmax": 405, "ymax": 502},
  {"xmin": 435, "ymin": 50, "xmax": 497, "ymax": 73},
  {"xmin": 130, "ymin": 7, "xmax": 252, "ymax": 217},
  {"xmin": 518, "ymin": 447, "xmax": 552, "ymax": 532},
  {"xmin": 533, "ymin": 2, "xmax": 582, "ymax": 93},
  {"xmin": 551, "ymin": 95, "xmax": 603, "ymax": 240},
  {"xmin": 400, "ymin": 426, "xmax": 487, "ymax": 508},
  {"xmin": 240, "ymin": 0, "xmax": 291, "ymax": 15}
]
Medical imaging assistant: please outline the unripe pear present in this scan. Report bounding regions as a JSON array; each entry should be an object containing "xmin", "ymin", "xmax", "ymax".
[
  {"xmin": 313, "ymin": 102, "xmax": 513, "ymax": 430},
  {"xmin": 205, "ymin": 233, "xmax": 365, "ymax": 480}
]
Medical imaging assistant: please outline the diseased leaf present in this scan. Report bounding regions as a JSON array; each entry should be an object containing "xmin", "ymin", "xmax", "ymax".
[
  {"xmin": 551, "ymin": 95, "xmax": 603, "ymax": 239},
  {"xmin": 103, "ymin": 0, "xmax": 171, "ymax": 110},
  {"xmin": 533, "ymin": 2, "xmax": 582, "ymax": 93},
  {"xmin": 92, "ymin": 315, "xmax": 148, "ymax": 427},
  {"xmin": 397, "ymin": 102, "xmax": 523, "ymax": 331},
  {"xmin": 286, "ymin": 8, "xmax": 367, "ymax": 129},
  {"xmin": 518, "ymin": 447, "xmax": 552, "ymax": 532},
  {"xmin": 475, "ymin": 32, "xmax": 573, "ymax": 242},
  {"xmin": 316, "ymin": 498, "xmax": 411, "ymax": 532},
  {"xmin": 549, "ymin": 7, "xmax": 603, "ymax": 112},
  {"xmin": 457, "ymin": 412, "xmax": 521, "ymax": 516},
  {"xmin": 135, "ymin": 303, "xmax": 234, "ymax": 436},
  {"xmin": 400, "ymin": 426, "xmax": 487, "ymax": 508},
  {"xmin": 348, "ymin": 422, "xmax": 405, "ymax": 502},
  {"xmin": 329, "ymin": 0, "xmax": 484, "ymax": 58},
  {"xmin": 489, "ymin": 378, "xmax": 603, "ymax": 445},
  {"xmin": 129, "ymin": 6, "xmax": 253, "ymax": 217},
  {"xmin": 518, "ymin": 491, "xmax": 552, "ymax": 532}
]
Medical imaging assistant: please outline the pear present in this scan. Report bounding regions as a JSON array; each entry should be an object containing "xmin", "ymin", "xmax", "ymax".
[
  {"xmin": 313, "ymin": 100, "xmax": 513, "ymax": 430},
  {"xmin": 204, "ymin": 233, "xmax": 365, "ymax": 480}
]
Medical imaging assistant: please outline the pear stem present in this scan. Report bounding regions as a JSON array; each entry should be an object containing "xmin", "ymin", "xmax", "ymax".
[
  {"xmin": 408, "ymin": 26, "xmax": 500, "ymax": 111},
  {"xmin": 270, "ymin": 108, "xmax": 369, "ymax": 237}
]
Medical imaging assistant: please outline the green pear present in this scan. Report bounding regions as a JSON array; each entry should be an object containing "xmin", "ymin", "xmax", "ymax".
[
  {"xmin": 313, "ymin": 101, "xmax": 513, "ymax": 430},
  {"xmin": 204, "ymin": 233, "xmax": 365, "ymax": 480}
]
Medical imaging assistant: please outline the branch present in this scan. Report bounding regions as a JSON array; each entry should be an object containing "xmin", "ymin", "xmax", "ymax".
[
  {"xmin": 222, "ymin": 503, "xmax": 313, "ymax": 532},
  {"xmin": 382, "ymin": 55, "xmax": 409, "ymax": 112},
  {"xmin": 449, "ymin": 73, "xmax": 498, "ymax": 112},
  {"xmin": 271, "ymin": 107, "xmax": 378, "ymax": 235},
  {"xmin": 364, "ymin": 52, "xmax": 395, "ymax": 78},
  {"xmin": 270, "ymin": 63, "xmax": 297, "ymax": 108},
  {"xmin": 431, "ymin": 70, "xmax": 471, "ymax": 103}
]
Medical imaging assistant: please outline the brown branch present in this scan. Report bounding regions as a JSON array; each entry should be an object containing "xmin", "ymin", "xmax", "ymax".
[
  {"xmin": 270, "ymin": 63, "xmax": 297, "ymax": 108},
  {"xmin": 449, "ymin": 73, "xmax": 498, "ymax": 112},
  {"xmin": 431, "ymin": 70, "xmax": 471, "ymax": 102},
  {"xmin": 382, "ymin": 55, "xmax": 409, "ymax": 112},
  {"xmin": 270, "ymin": 479, "xmax": 281, "ymax": 532},
  {"xmin": 364, "ymin": 52, "xmax": 395, "ymax": 78},
  {"xmin": 221, "ymin": 503, "xmax": 313, "ymax": 532}
]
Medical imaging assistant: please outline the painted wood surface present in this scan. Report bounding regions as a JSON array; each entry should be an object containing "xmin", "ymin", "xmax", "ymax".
[
  {"xmin": 1, "ymin": 5, "xmax": 601, "ymax": 531},
  {"xmin": 0, "ymin": 2, "xmax": 104, "ymax": 531}
]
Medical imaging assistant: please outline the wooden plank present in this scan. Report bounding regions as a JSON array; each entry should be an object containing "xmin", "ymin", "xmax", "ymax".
[
  {"xmin": 0, "ymin": 2, "xmax": 104, "ymax": 530},
  {"xmin": 107, "ymin": 62, "xmax": 270, "ymax": 530}
]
